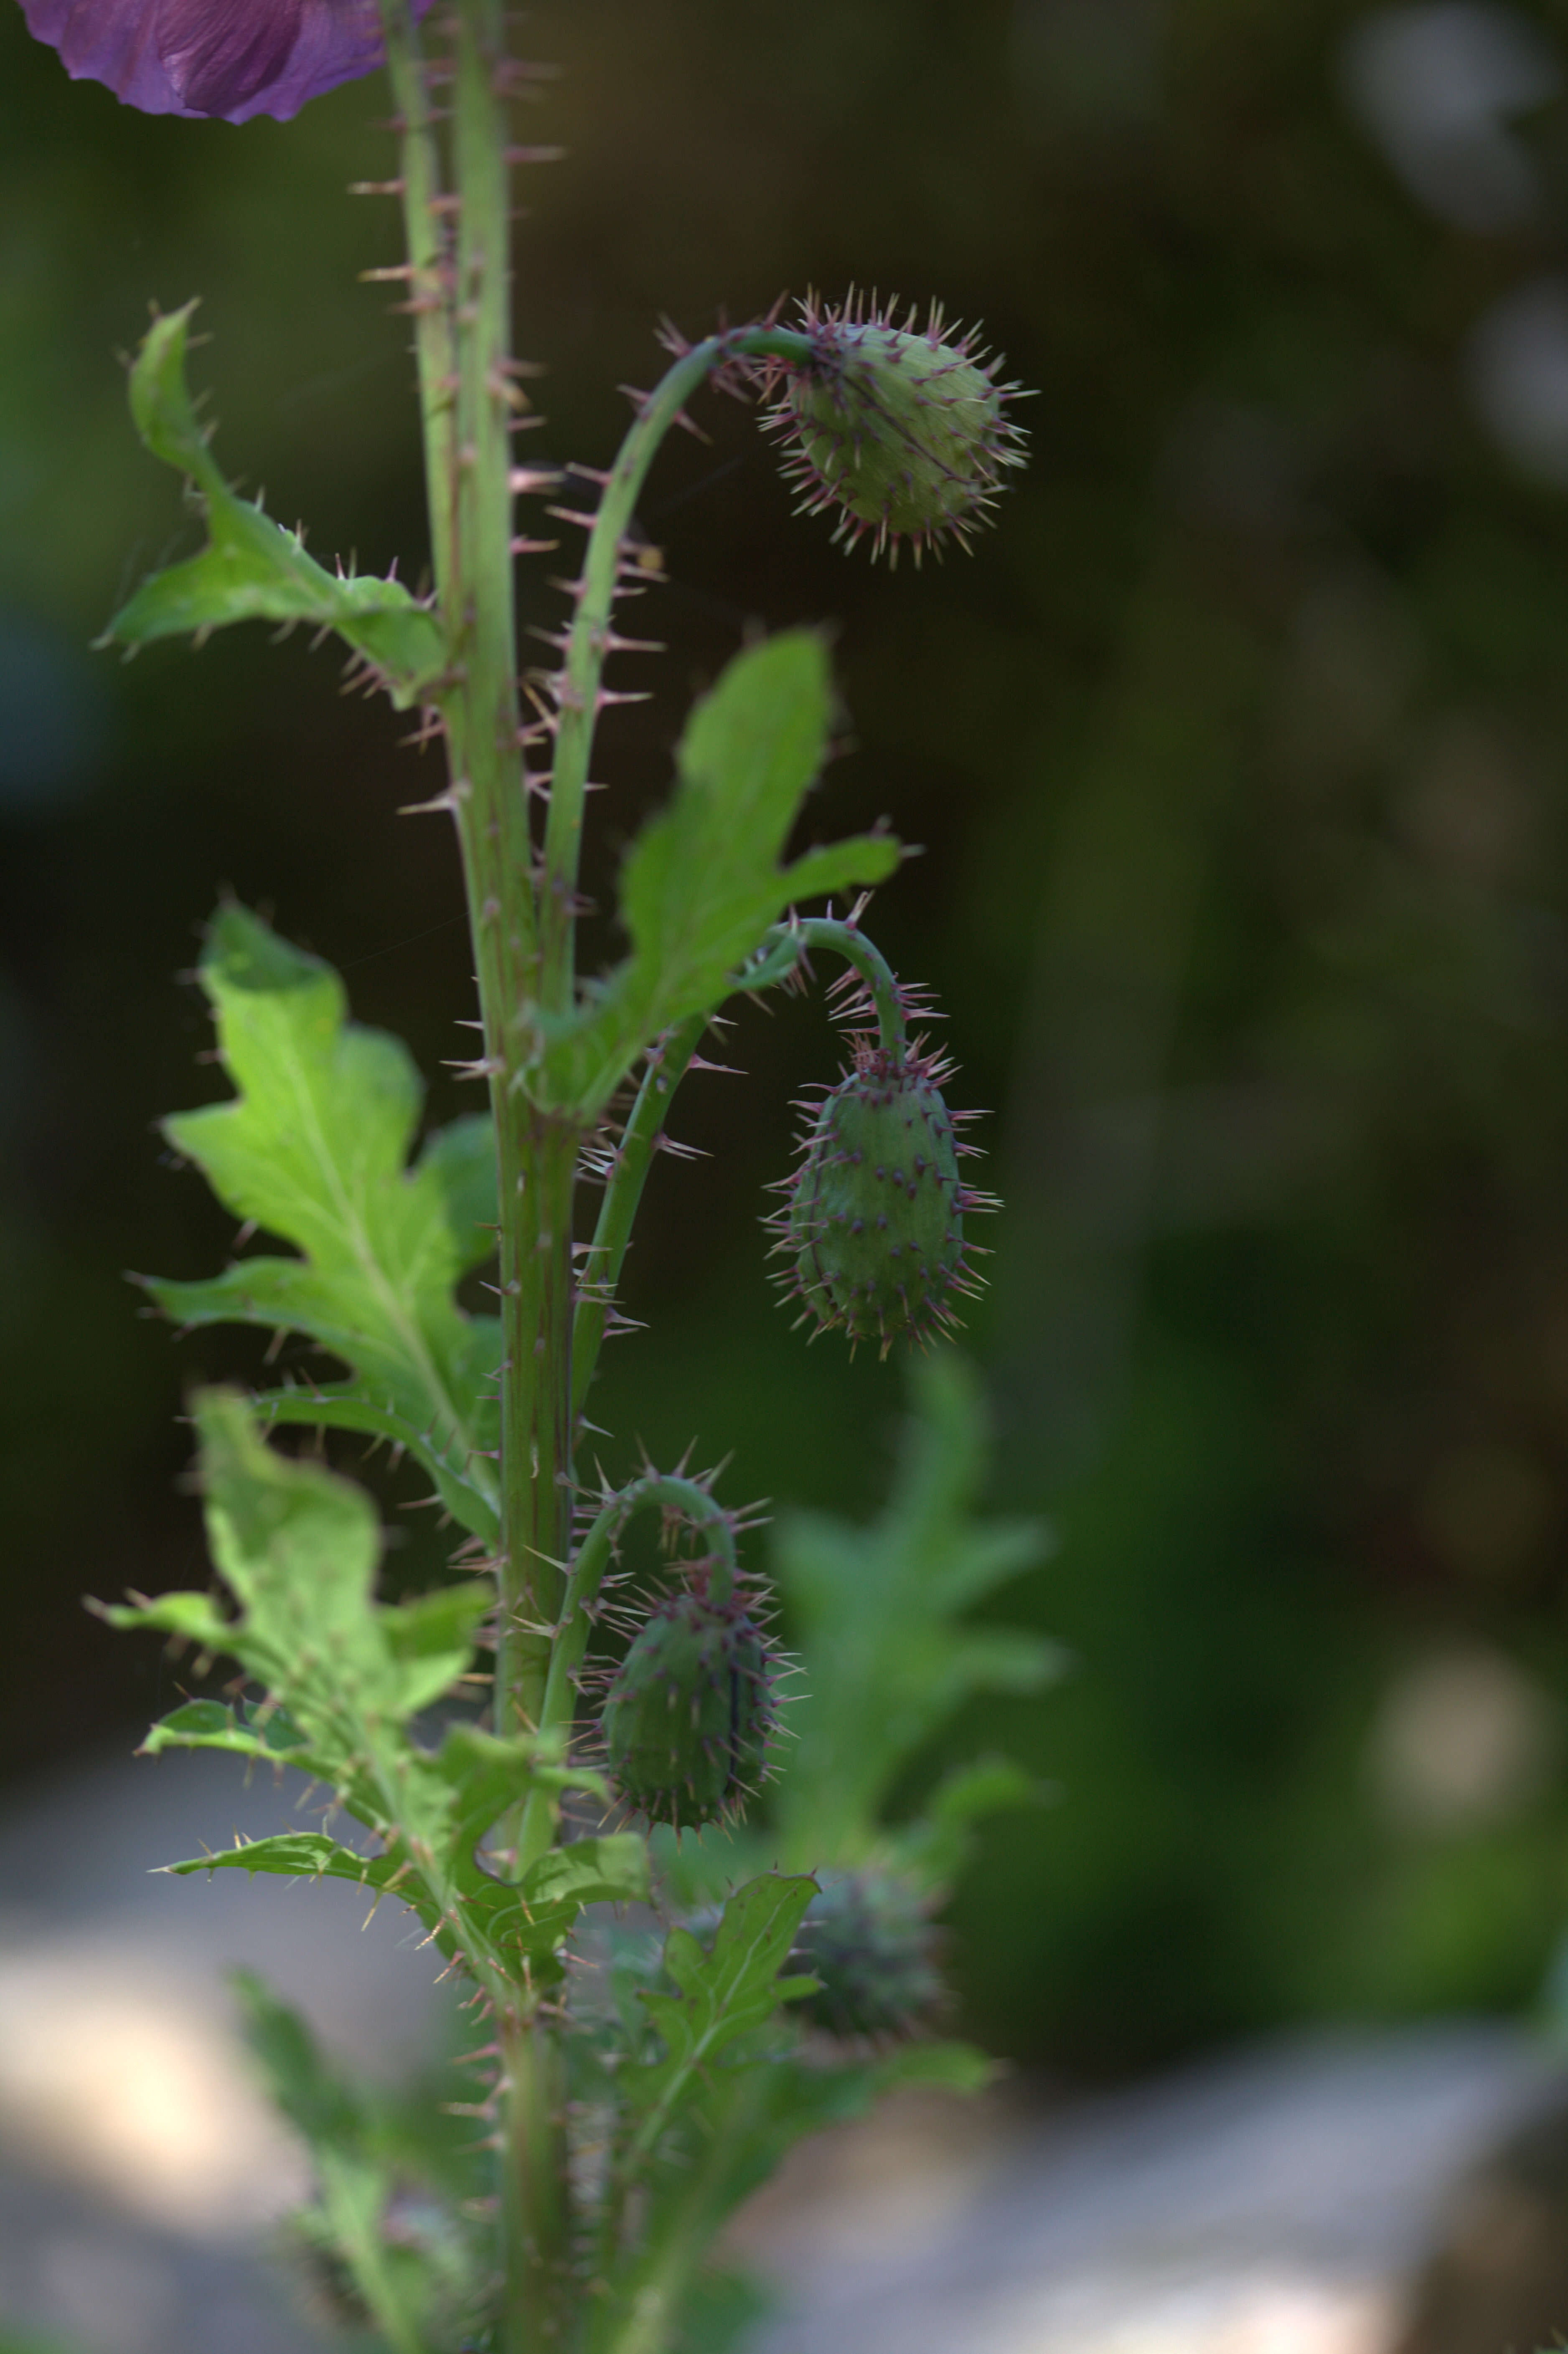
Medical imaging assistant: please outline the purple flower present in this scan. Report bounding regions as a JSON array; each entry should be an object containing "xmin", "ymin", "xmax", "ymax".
[{"xmin": 20, "ymin": 0, "xmax": 432, "ymax": 122}]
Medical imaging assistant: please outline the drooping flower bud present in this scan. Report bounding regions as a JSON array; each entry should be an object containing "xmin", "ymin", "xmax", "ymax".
[
  {"xmin": 792, "ymin": 1872, "xmax": 941, "ymax": 2041},
  {"xmin": 762, "ymin": 293, "xmax": 1029, "ymax": 564},
  {"xmin": 772, "ymin": 1038, "xmax": 989, "ymax": 1353},
  {"xmin": 602, "ymin": 1588, "xmax": 778, "ymax": 1832}
]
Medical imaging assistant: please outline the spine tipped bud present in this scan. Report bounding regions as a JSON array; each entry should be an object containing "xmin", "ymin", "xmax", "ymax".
[
  {"xmin": 763, "ymin": 292, "xmax": 1029, "ymax": 564},
  {"xmin": 772, "ymin": 1038, "xmax": 989, "ymax": 1353},
  {"xmin": 793, "ymin": 1872, "xmax": 941, "ymax": 2041},
  {"xmin": 602, "ymin": 1587, "xmax": 778, "ymax": 1831}
]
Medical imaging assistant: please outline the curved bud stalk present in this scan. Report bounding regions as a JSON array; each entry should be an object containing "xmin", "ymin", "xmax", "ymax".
[{"xmin": 571, "ymin": 1015, "xmax": 711, "ymax": 1426}]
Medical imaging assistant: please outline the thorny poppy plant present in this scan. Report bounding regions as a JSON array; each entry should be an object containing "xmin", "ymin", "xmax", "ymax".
[
  {"xmin": 20, "ymin": 0, "xmax": 432, "ymax": 119},
  {"xmin": 18, "ymin": 4, "xmax": 1051, "ymax": 2350}
]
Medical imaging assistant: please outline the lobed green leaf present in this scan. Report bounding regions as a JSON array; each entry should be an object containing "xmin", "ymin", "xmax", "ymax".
[
  {"xmin": 589, "ymin": 2020, "xmax": 992, "ymax": 2354},
  {"xmin": 772, "ymin": 1352, "xmax": 1061, "ymax": 1874},
  {"xmin": 147, "ymin": 902, "xmax": 501, "ymax": 1541},
  {"xmin": 114, "ymin": 1396, "xmax": 623, "ymax": 1994},
  {"xmin": 896, "ymin": 1756, "xmax": 1048, "ymax": 1887},
  {"xmin": 161, "ymin": 1829, "xmax": 400, "ymax": 1890},
  {"xmin": 138, "ymin": 1696, "xmax": 313, "ymax": 1767},
  {"xmin": 522, "ymin": 1834, "xmax": 650, "ymax": 1916},
  {"xmin": 625, "ymin": 1875, "xmax": 818, "ymax": 2144},
  {"xmin": 104, "ymin": 304, "xmax": 447, "ymax": 709},
  {"xmin": 232, "ymin": 1971, "xmax": 477, "ymax": 2354},
  {"xmin": 537, "ymin": 633, "xmax": 900, "ymax": 1113},
  {"xmin": 453, "ymin": 1835, "xmax": 654, "ymax": 1977}
]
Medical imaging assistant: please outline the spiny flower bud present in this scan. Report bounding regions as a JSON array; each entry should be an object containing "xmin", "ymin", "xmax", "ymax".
[
  {"xmin": 772, "ymin": 1039, "xmax": 990, "ymax": 1354},
  {"xmin": 763, "ymin": 292, "xmax": 1029, "ymax": 564},
  {"xmin": 793, "ymin": 1873, "xmax": 942, "ymax": 2042},
  {"xmin": 602, "ymin": 1588, "xmax": 778, "ymax": 1832}
]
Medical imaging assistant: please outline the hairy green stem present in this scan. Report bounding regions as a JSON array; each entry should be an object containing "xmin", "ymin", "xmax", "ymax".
[
  {"xmin": 387, "ymin": 0, "xmax": 558, "ymax": 1706},
  {"xmin": 319, "ymin": 2149, "xmax": 431, "ymax": 2354},
  {"xmin": 774, "ymin": 916, "xmax": 908, "ymax": 1056},
  {"xmin": 412, "ymin": 0, "xmax": 565, "ymax": 1737},
  {"xmin": 498, "ymin": 2018, "xmax": 570, "ymax": 2354},
  {"xmin": 394, "ymin": 8, "xmax": 574, "ymax": 2346},
  {"xmin": 378, "ymin": 61, "xmax": 829, "ymax": 2344},
  {"xmin": 539, "ymin": 327, "xmax": 813, "ymax": 1010},
  {"xmin": 572, "ymin": 1016, "xmax": 708, "ymax": 1423},
  {"xmin": 589, "ymin": 2091, "xmax": 756, "ymax": 2354},
  {"xmin": 376, "ymin": 0, "xmax": 456, "ymax": 596}
]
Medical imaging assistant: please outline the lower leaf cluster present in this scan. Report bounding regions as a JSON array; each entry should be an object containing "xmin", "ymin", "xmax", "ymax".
[{"xmin": 107, "ymin": 911, "xmax": 1055, "ymax": 2354}]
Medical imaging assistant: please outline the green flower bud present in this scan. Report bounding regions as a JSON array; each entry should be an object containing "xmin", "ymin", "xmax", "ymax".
[
  {"xmin": 765, "ymin": 293, "xmax": 1029, "ymax": 563},
  {"xmin": 793, "ymin": 1872, "xmax": 941, "ymax": 2041},
  {"xmin": 773, "ymin": 1042, "xmax": 987, "ymax": 1353},
  {"xmin": 602, "ymin": 1589, "xmax": 777, "ymax": 1831}
]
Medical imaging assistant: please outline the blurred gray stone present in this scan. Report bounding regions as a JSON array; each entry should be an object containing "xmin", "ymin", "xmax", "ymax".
[
  {"xmin": 0, "ymin": 1743, "xmax": 452, "ymax": 2352},
  {"xmin": 0, "ymin": 2171, "xmax": 312, "ymax": 2354},
  {"xmin": 740, "ymin": 2031, "xmax": 1566, "ymax": 2354},
  {"xmin": 0, "ymin": 1741, "xmax": 443, "ymax": 2074},
  {"xmin": 1395, "ymin": 2086, "xmax": 1568, "ymax": 2354},
  {"xmin": 1, "ymin": 1746, "xmax": 1565, "ymax": 2354}
]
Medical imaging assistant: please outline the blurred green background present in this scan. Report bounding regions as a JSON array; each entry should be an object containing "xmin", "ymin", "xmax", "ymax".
[{"xmin": 6, "ymin": 0, "xmax": 1568, "ymax": 2078}]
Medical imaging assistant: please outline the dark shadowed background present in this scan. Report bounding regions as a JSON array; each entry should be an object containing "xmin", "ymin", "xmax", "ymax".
[{"xmin": 5, "ymin": 0, "xmax": 1568, "ymax": 2080}]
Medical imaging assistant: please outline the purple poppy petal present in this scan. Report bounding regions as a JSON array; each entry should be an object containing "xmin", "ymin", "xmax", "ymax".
[
  {"xmin": 19, "ymin": 0, "xmax": 433, "ymax": 121},
  {"xmin": 157, "ymin": 0, "xmax": 305, "ymax": 112}
]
